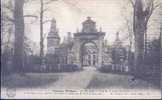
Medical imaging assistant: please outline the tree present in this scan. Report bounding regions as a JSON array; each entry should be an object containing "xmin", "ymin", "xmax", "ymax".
[
  {"xmin": 39, "ymin": 0, "xmax": 57, "ymax": 59},
  {"xmin": 1, "ymin": 0, "xmax": 14, "ymax": 52},
  {"xmin": 130, "ymin": 0, "xmax": 160, "ymax": 73},
  {"xmin": 160, "ymin": 23, "xmax": 162, "ymax": 49},
  {"xmin": 1, "ymin": 0, "xmax": 38, "ymax": 74},
  {"xmin": 145, "ymin": 39, "xmax": 160, "ymax": 66},
  {"xmin": 40, "ymin": 0, "xmax": 44, "ymax": 58},
  {"xmin": 120, "ymin": 5, "xmax": 134, "ymax": 66},
  {"xmin": 125, "ymin": 18, "xmax": 134, "ymax": 67},
  {"xmin": 13, "ymin": 0, "xmax": 25, "ymax": 73}
]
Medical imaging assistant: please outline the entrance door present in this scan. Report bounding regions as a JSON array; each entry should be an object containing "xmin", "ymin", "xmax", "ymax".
[{"xmin": 81, "ymin": 42, "xmax": 98, "ymax": 67}]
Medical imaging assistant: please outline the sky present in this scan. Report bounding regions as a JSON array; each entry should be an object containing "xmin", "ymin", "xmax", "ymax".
[
  {"xmin": 24, "ymin": 0, "xmax": 128, "ymax": 44},
  {"xmin": 15, "ymin": 0, "xmax": 162, "ymax": 54}
]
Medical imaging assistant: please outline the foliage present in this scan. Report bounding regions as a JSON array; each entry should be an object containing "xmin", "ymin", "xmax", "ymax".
[
  {"xmin": 144, "ymin": 39, "xmax": 160, "ymax": 66},
  {"xmin": 98, "ymin": 65, "xmax": 113, "ymax": 73},
  {"xmin": 60, "ymin": 64, "xmax": 79, "ymax": 72},
  {"xmin": 112, "ymin": 47, "xmax": 127, "ymax": 64},
  {"xmin": 131, "ymin": 0, "xmax": 160, "ymax": 70}
]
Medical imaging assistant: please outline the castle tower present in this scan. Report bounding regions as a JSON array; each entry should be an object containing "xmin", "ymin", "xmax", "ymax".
[
  {"xmin": 67, "ymin": 32, "xmax": 73, "ymax": 43},
  {"xmin": 82, "ymin": 17, "xmax": 97, "ymax": 33},
  {"xmin": 114, "ymin": 32, "xmax": 122, "ymax": 47},
  {"xmin": 47, "ymin": 18, "xmax": 60, "ymax": 55}
]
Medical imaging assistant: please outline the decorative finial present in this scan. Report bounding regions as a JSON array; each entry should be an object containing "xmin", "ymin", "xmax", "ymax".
[
  {"xmin": 99, "ymin": 27, "xmax": 102, "ymax": 32},
  {"xmin": 50, "ymin": 18, "xmax": 57, "ymax": 32},
  {"xmin": 116, "ymin": 32, "xmax": 120, "ymax": 41},
  {"xmin": 51, "ymin": 18, "xmax": 56, "ymax": 23},
  {"xmin": 68, "ymin": 32, "xmax": 71, "ymax": 36},
  {"xmin": 87, "ymin": 16, "xmax": 91, "ymax": 20}
]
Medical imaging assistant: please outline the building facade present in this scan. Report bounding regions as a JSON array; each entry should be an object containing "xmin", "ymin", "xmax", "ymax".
[
  {"xmin": 72, "ymin": 17, "xmax": 105, "ymax": 68},
  {"xmin": 46, "ymin": 17, "xmax": 127, "ymax": 70}
]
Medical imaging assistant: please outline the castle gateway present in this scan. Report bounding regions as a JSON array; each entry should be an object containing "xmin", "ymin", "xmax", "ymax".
[
  {"xmin": 73, "ymin": 17, "xmax": 105, "ymax": 68},
  {"xmin": 47, "ymin": 17, "xmax": 106, "ymax": 69}
]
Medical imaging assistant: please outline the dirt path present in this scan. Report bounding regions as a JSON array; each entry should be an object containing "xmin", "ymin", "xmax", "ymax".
[{"xmin": 48, "ymin": 67, "xmax": 96, "ymax": 89}]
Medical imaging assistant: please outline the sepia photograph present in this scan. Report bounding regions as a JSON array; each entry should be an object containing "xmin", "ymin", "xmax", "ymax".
[{"xmin": 1, "ymin": 0, "xmax": 162, "ymax": 99}]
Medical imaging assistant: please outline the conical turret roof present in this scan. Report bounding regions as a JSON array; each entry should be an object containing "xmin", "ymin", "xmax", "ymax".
[{"xmin": 47, "ymin": 18, "xmax": 60, "ymax": 39}]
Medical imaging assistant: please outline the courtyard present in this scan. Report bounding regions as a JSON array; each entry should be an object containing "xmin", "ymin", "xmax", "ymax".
[{"xmin": 1, "ymin": 67, "xmax": 159, "ymax": 90}]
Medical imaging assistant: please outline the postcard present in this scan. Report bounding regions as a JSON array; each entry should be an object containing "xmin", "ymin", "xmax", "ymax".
[{"xmin": 1, "ymin": 0, "xmax": 162, "ymax": 99}]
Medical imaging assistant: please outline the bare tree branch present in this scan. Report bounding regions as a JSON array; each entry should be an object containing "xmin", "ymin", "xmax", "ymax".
[
  {"xmin": 144, "ymin": 0, "xmax": 160, "ymax": 27},
  {"xmin": 130, "ymin": 0, "xmax": 135, "ymax": 7},
  {"xmin": 153, "ymin": 0, "xmax": 162, "ymax": 9},
  {"xmin": 24, "ymin": 15, "xmax": 38, "ymax": 19},
  {"xmin": 3, "ymin": 5, "xmax": 14, "ymax": 12},
  {"xmin": 153, "ymin": 1, "xmax": 161, "ymax": 10},
  {"xmin": 3, "ymin": 23, "xmax": 13, "ymax": 27},
  {"xmin": 23, "ymin": 15, "xmax": 38, "ymax": 24},
  {"xmin": 42, "ymin": 8, "xmax": 48, "ymax": 12},
  {"xmin": 5, "ymin": 16, "xmax": 15, "ymax": 23},
  {"xmin": 39, "ymin": 0, "xmax": 57, "ymax": 57},
  {"xmin": 44, "ymin": 0, "xmax": 57, "ymax": 5}
]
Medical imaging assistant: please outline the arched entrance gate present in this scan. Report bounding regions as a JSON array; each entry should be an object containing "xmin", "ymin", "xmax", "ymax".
[
  {"xmin": 81, "ymin": 41, "xmax": 98, "ymax": 67},
  {"xmin": 73, "ymin": 17, "xmax": 105, "ymax": 68}
]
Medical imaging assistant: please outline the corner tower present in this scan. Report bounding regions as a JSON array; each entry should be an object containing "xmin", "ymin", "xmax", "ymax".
[{"xmin": 47, "ymin": 18, "xmax": 60, "ymax": 55}]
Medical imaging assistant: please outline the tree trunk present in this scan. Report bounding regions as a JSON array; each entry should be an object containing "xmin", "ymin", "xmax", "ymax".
[
  {"xmin": 134, "ymin": 30, "xmax": 144, "ymax": 72},
  {"xmin": 128, "ymin": 39, "xmax": 132, "ymax": 65},
  {"xmin": 13, "ymin": 0, "xmax": 25, "ymax": 73},
  {"xmin": 40, "ymin": 0, "xmax": 44, "ymax": 58},
  {"xmin": 133, "ymin": 0, "xmax": 145, "ymax": 74}
]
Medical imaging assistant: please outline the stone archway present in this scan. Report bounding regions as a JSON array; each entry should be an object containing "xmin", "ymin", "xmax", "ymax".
[
  {"xmin": 73, "ymin": 17, "xmax": 105, "ymax": 68},
  {"xmin": 81, "ymin": 41, "xmax": 98, "ymax": 67}
]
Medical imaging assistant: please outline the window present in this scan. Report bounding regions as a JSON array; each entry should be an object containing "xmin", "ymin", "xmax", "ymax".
[
  {"xmin": 93, "ymin": 60, "xmax": 96, "ymax": 65},
  {"xmin": 93, "ymin": 55, "xmax": 96, "ymax": 59},
  {"xmin": 88, "ymin": 55, "xmax": 91, "ymax": 59}
]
